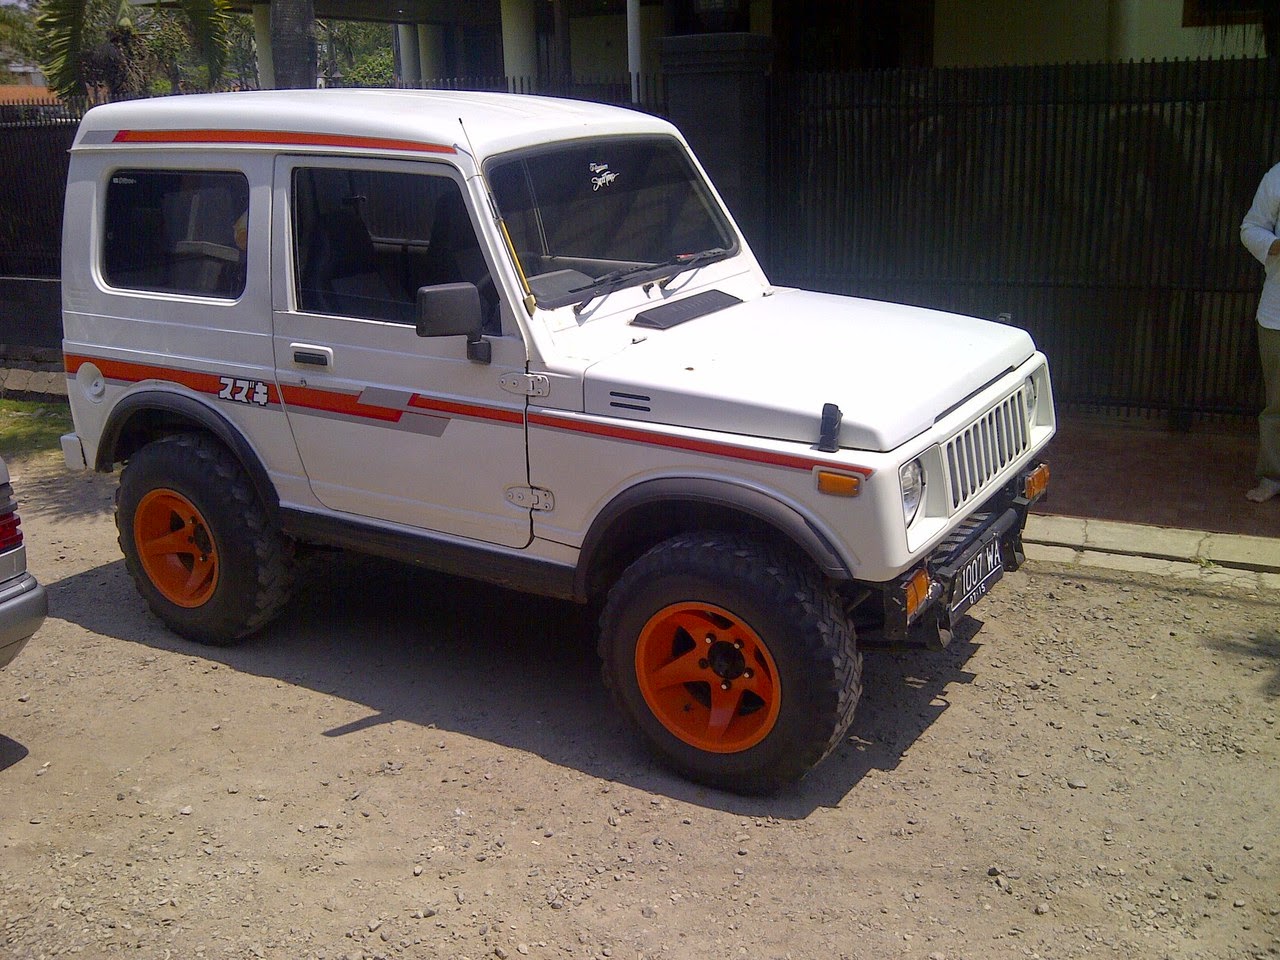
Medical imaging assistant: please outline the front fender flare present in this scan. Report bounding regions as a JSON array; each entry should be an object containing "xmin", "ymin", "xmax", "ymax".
[{"xmin": 574, "ymin": 477, "xmax": 852, "ymax": 600}]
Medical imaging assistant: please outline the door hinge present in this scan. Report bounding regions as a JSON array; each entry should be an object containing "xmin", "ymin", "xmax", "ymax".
[
  {"xmin": 505, "ymin": 485, "xmax": 555, "ymax": 511},
  {"xmin": 500, "ymin": 372, "xmax": 551, "ymax": 397}
]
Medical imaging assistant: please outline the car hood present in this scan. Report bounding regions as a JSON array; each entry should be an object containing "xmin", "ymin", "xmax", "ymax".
[{"xmin": 582, "ymin": 288, "xmax": 1037, "ymax": 452}]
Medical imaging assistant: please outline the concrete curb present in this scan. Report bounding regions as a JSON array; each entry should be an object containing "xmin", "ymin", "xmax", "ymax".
[{"xmin": 1024, "ymin": 515, "xmax": 1280, "ymax": 592}]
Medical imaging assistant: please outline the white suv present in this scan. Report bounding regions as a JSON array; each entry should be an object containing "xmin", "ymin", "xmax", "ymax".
[{"xmin": 60, "ymin": 90, "xmax": 1054, "ymax": 792}]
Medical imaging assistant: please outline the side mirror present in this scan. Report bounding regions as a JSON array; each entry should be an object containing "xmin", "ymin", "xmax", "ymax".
[{"xmin": 415, "ymin": 282, "xmax": 490, "ymax": 363}]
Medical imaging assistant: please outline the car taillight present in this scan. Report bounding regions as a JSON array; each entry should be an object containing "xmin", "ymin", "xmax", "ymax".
[
  {"xmin": 0, "ymin": 509, "xmax": 21, "ymax": 552},
  {"xmin": 1, "ymin": 480, "xmax": 21, "ymax": 552}
]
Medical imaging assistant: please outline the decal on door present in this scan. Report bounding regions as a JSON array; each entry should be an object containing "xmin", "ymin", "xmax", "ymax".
[{"xmin": 218, "ymin": 376, "xmax": 270, "ymax": 406}]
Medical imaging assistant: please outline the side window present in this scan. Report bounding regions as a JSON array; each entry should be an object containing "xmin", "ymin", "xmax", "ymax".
[
  {"xmin": 291, "ymin": 166, "xmax": 495, "ymax": 327},
  {"xmin": 103, "ymin": 169, "xmax": 249, "ymax": 299}
]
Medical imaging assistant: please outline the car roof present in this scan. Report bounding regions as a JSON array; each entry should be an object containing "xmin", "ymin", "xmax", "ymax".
[{"xmin": 71, "ymin": 89, "xmax": 680, "ymax": 163}]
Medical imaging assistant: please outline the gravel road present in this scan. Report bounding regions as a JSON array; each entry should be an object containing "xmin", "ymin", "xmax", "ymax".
[{"xmin": 2, "ymin": 449, "xmax": 1277, "ymax": 960}]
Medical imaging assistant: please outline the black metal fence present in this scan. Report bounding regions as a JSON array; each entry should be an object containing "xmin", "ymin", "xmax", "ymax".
[
  {"xmin": 766, "ymin": 58, "xmax": 1279, "ymax": 422},
  {"xmin": 0, "ymin": 103, "xmax": 80, "ymax": 279}
]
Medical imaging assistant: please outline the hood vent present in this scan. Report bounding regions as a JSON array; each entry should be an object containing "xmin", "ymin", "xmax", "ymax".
[
  {"xmin": 609, "ymin": 390, "xmax": 652, "ymax": 412},
  {"xmin": 632, "ymin": 290, "xmax": 741, "ymax": 330}
]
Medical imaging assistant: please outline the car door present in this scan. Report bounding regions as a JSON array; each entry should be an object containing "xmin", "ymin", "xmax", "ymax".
[{"xmin": 270, "ymin": 155, "xmax": 532, "ymax": 548}]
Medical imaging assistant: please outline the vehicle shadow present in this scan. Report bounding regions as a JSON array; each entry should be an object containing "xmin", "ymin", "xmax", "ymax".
[
  {"xmin": 1207, "ymin": 624, "xmax": 1280, "ymax": 700},
  {"xmin": 49, "ymin": 552, "xmax": 983, "ymax": 817},
  {"xmin": 7, "ymin": 450, "xmax": 117, "ymax": 524},
  {"xmin": 0, "ymin": 734, "xmax": 30, "ymax": 773}
]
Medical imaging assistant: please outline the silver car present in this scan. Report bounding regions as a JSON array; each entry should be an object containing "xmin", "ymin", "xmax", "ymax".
[{"xmin": 0, "ymin": 455, "xmax": 46, "ymax": 668}]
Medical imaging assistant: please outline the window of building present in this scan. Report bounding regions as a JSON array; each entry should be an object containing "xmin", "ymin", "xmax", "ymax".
[{"xmin": 103, "ymin": 170, "xmax": 249, "ymax": 299}]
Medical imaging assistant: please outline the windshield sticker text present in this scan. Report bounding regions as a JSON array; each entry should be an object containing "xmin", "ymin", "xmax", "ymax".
[{"xmin": 590, "ymin": 162, "xmax": 618, "ymax": 191}]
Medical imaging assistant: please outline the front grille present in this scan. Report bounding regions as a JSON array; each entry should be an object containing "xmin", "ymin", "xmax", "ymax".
[{"xmin": 944, "ymin": 390, "xmax": 1030, "ymax": 511}]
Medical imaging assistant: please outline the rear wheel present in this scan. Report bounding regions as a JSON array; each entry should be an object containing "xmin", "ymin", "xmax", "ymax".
[
  {"xmin": 599, "ymin": 533, "xmax": 861, "ymax": 793},
  {"xmin": 116, "ymin": 433, "xmax": 293, "ymax": 644}
]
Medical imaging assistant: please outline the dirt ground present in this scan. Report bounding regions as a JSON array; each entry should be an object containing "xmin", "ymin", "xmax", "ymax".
[{"xmin": 2, "ymin": 448, "xmax": 1278, "ymax": 960}]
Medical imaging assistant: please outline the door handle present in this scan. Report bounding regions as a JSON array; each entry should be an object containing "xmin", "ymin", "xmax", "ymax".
[{"xmin": 290, "ymin": 344, "xmax": 333, "ymax": 368}]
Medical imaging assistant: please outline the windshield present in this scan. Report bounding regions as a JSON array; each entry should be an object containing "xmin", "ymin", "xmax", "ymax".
[{"xmin": 486, "ymin": 136, "xmax": 737, "ymax": 309}]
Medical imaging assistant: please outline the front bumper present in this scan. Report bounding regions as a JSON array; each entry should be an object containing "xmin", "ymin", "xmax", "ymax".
[
  {"xmin": 878, "ymin": 461, "xmax": 1047, "ymax": 648},
  {"xmin": 0, "ymin": 571, "xmax": 47, "ymax": 669}
]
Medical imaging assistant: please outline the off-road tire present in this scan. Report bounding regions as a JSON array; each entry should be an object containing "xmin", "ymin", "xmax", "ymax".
[
  {"xmin": 116, "ymin": 433, "xmax": 294, "ymax": 645},
  {"xmin": 599, "ymin": 532, "xmax": 861, "ymax": 794}
]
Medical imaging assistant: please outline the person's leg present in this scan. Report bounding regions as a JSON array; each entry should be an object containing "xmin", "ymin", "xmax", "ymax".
[{"xmin": 1247, "ymin": 323, "xmax": 1280, "ymax": 502}]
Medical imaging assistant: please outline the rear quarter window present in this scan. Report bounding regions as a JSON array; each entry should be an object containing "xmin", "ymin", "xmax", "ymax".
[{"xmin": 103, "ymin": 169, "xmax": 250, "ymax": 299}]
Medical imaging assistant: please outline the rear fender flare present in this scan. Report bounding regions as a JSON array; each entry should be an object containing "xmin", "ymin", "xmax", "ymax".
[{"xmin": 97, "ymin": 389, "xmax": 279, "ymax": 521}]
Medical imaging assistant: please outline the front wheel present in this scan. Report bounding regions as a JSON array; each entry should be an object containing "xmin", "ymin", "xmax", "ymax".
[
  {"xmin": 599, "ymin": 533, "xmax": 861, "ymax": 793},
  {"xmin": 116, "ymin": 433, "xmax": 294, "ymax": 645}
]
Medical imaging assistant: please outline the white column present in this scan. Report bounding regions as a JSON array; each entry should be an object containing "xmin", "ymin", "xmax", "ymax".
[
  {"xmin": 627, "ymin": 0, "xmax": 641, "ymax": 102},
  {"xmin": 397, "ymin": 24, "xmax": 422, "ymax": 84},
  {"xmin": 418, "ymin": 25, "xmax": 445, "ymax": 81},
  {"xmin": 500, "ymin": 0, "xmax": 538, "ymax": 81},
  {"xmin": 252, "ymin": 2, "xmax": 275, "ymax": 89},
  {"xmin": 1107, "ymin": 0, "xmax": 1138, "ymax": 60}
]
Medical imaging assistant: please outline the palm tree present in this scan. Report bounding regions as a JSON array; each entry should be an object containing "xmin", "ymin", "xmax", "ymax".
[
  {"xmin": 37, "ymin": 0, "xmax": 230, "ymax": 99},
  {"xmin": 0, "ymin": 5, "xmax": 40, "ymax": 71},
  {"xmin": 269, "ymin": 0, "xmax": 314, "ymax": 89}
]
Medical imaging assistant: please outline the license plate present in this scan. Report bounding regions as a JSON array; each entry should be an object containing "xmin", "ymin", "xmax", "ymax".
[{"xmin": 950, "ymin": 535, "xmax": 1004, "ymax": 620}]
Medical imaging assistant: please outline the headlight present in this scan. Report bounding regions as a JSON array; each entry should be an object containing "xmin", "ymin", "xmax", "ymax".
[
  {"xmin": 900, "ymin": 458, "xmax": 925, "ymax": 526},
  {"xmin": 1023, "ymin": 375, "xmax": 1039, "ymax": 424}
]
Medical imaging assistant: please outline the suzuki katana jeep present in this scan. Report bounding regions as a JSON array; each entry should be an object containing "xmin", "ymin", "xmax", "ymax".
[{"xmin": 60, "ymin": 91, "xmax": 1054, "ymax": 792}]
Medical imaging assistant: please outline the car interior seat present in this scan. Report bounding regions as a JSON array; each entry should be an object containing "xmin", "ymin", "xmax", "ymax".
[{"xmin": 300, "ymin": 207, "xmax": 410, "ymax": 322}]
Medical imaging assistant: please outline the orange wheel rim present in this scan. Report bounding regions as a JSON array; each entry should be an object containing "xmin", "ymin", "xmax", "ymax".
[
  {"xmin": 133, "ymin": 489, "xmax": 219, "ymax": 608},
  {"xmin": 635, "ymin": 602, "xmax": 781, "ymax": 754}
]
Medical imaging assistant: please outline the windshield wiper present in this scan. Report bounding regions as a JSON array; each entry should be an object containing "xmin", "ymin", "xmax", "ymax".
[
  {"xmin": 569, "ymin": 247, "xmax": 733, "ymax": 312},
  {"xmin": 656, "ymin": 247, "xmax": 732, "ymax": 289}
]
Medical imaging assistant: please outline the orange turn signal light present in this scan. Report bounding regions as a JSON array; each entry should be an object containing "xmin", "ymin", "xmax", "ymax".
[
  {"xmin": 816, "ymin": 470, "xmax": 862, "ymax": 497},
  {"xmin": 904, "ymin": 568, "xmax": 933, "ymax": 622},
  {"xmin": 1023, "ymin": 463, "xmax": 1050, "ymax": 502}
]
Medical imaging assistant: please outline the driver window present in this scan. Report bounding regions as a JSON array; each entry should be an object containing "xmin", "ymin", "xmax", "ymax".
[{"xmin": 292, "ymin": 166, "xmax": 496, "ymax": 327}]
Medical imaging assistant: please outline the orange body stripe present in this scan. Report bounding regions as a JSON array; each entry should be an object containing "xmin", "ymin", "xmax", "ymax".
[
  {"xmin": 65, "ymin": 353, "xmax": 277, "ymax": 402},
  {"xmin": 527, "ymin": 412, "xmax": 874, "ymax": 478},
  {"xmin": 112, "ymin": 129, "xmax": 458, "ymax": 155},
  {"xmin": 407, "ymin": 393, "xmax": 524, "ymax": 425},
  {"xmin": 64, "ymin": 353, "xmax": 871, "ymax": 477},
  {"xmin": 277, "ymin": 384, "xmax": 402, "ymax": 423}
]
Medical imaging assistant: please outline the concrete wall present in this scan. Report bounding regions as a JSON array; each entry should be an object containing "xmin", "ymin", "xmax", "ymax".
[
  {"xmin": 566, "ymin": 0, "xmax": 769, "ymax": 78},
  {"xmin": 935, "ymin": 0, "xmax": 1264, "ymax": 66},
  {"xmin": 569, "ymin": 8, "xmax": 665, "ymax": 77},
  {"xmin": 935, "ymin": 0, "xmax": 1111, "ymax": 65},
  {"xmin": 1105, "ymin": 0, "xmax": 1262, "ymax": 60}
]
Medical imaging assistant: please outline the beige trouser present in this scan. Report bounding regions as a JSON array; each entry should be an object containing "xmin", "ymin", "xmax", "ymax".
[{"xmin": 1260, "ymin": 324, "xmax": 1280, "ymax": 482}]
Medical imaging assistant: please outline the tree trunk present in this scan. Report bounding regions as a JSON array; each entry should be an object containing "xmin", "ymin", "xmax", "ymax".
[{"xmin": 271, "ymin": 0, "xmax": 316, "ymax": 89}]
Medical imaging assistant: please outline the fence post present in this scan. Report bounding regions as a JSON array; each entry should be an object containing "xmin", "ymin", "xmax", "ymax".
[{"xmin": 659, "ymin": 33, "xmax": 773, "ymax": 251}]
